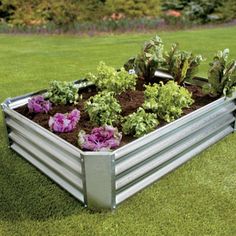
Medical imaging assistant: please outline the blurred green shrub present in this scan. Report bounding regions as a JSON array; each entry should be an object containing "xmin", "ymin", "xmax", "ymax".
[
  {"xmin": 0, "ymin": 0, "xmax": 234, "ymax": 30},
  {"xmin": 0, "ymin": 0, "xmax": 80, "ymax": 27},
  {"xmin": 0, "ymin": 0, "xmax": 162, "ymax": 27},
  {"xmin": 161, "ymin": 0, "xmax": 224, "ymax": 25},
  {"xmin": 216, "ymin": 0, "xmax": 236, "ymax": 22},
  {"xmin": 105, "ymin": 0, "xmax": 161, "ymax": 18}
]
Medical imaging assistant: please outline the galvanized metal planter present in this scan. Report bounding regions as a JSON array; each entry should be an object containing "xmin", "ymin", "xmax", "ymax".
[{"xmin": 1, "ymin": 84, "xmax": 236, "ymax": 210}]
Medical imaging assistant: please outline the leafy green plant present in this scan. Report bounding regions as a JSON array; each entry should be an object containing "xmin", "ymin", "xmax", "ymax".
[
  {"xmin": 85, "ymin": 91, "xmax": 122, "ymax": 126},
  {"xmin": 203, "ymin": 49, "xmax": 236, "ymax": 97},
  {"xmin": 122, "ymin": 107, "xmax": 159, "ymax": 138},
  {"xmin": 124, "ymin": 35, "xmax": 166, "ymax": 80},
  {"xmin": 143, "ymin": 81, "xmax": 194, "ymax": 122},
  {"xmin": 46, "ymin": 80, "xmax": 79, "ymax": 105},
  {"xmin": 164, "ymin": 43, "xmax": 203, "ymax": 84},
  {"xmin": 86, "ymin": 61, "xmax": 137, "ymax": 94},
  {"xmin": 124, "ymin": 35, "xmax": 203, "ymax": 84}
]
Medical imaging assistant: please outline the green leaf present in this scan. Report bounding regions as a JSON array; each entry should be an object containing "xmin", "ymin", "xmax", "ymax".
[
  {"xmin": 122, "ymin": 107, "xmax": 159, "ymax": 138},
  {"xmin": 143, "ymin": 81, "xmax": 194, "ymax": 122},
  {"xmin": 86, "ymin": 61, "xmax": 137, "ymax": 94},
  {"xmin": 85, "ymin": 91, "xmax": 121, "ymax": 126}
]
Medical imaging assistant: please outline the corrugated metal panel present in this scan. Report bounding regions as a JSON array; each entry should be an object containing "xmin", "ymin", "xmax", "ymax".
[
  {"xmin": 6, "ymin": 118, "xmax": 82, "ymax": 175},
  {"xmin": 11, "ymin": 143, "xmax": 84, "ymax": 202},
  {"xmin": 116, "ymin": 126, "xmax": 233, "ymax": 205},
  {"xmin": 4, "ymin": 107, "xmax": 82, "ymax": 159},
  {"xmin": 115, "ymin": 113, "xmax": 234, "ymax": 190},
  {"xmin": 9, "ymin": 131, "xmax": 83, "ymax": 190},
  {"xmin": 3, "ymin": 106, "xmax": 85, "ymax": 204},
  {"xmin": 115, "ymin": 102, "xmax": 236, "ymax": 176}
]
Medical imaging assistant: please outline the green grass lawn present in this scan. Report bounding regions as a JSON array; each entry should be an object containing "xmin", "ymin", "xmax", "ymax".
[{"xmin": 1, "ymin": 27, "xmax": 236, "ymax": 236}]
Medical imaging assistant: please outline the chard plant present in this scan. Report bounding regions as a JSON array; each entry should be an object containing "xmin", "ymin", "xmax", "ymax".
[
  {"xmin": 46, "ymin": 81, "xmax": 79, "ymax": 105},
  {"xmin": 124, "ymin": 35, "xmax": 166, "ymax": 80},
  {"xmin": 122, "ymin": 107, "xmax": 159, "ymax": 138},
  {"xmin": 164, "ymin": 43, "xmax": 204, "ymax": 85},
  {"xmin": 49, "ymin": 109, "xmax": 80, "ymax": 133},
  {"xmin": 203, "ymin": 49, "xmax": 236, "ymax": 97},
  {"xmin": 143, "ymin": 81, "xmax": 194, "ymax": 122},
  {"xmin": 86, "ymin": 61, "xmax": 137, "ymax": 94},
  {"xmin": 124, "ymin": 35, "xmax": 203, "ymax": 84},
  {"xmin": 28, "ymin": 95, "xmax": 52, "ymax": 113},
  {"xmin": 85, "ymin": 91, "xmax": 122, "ymax": 126},
  {"xmin": 78, "ymin": 125, "xmax": 122, "ymax": 151}
]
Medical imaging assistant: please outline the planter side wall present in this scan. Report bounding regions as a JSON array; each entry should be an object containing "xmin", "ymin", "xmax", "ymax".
[
  {"xmin": 114, "ymin": 97, "xmax": 236, "ymax": 205},
  {"xmin": 2, "ymin": 105, "xmax": 85, "ymax": 204}
]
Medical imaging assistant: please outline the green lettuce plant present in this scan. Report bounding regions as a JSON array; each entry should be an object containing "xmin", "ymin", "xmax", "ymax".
[
  {"xmin": 85, "ymin": 91, "xmax": 122, "ymax": 126},
  {"xmin": 86, "ymin": 61, "xmax": 137, "ymax": 94},
  {"xmin": 122, "ymin": 107, "xmax": 159, "ymax": 138},
  {"xmin": 203, "ymin": 49, "xmax": 236, "ymax": 97},
  {"xmin": 46, "ymin": 80, "xmax": 79, "ymax": 105},
  {"xmin": 143, "ymin": 81, "xmax": 194, "ymax": 122}
]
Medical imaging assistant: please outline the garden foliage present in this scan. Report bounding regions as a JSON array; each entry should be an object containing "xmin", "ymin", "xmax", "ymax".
[
  {"xmin": 23, "ymin": 34, "xmax": 236, "ymax": 150},
  {"xmin": 122, "ymin": 107, "xmax": 159, "ymax": 138},
  {"xmin": 203, "ymin": 49, "xmax": 236, "ymax": 97},
  {"xmin": 161, "ymin": 0, "xmax": 223, "ymax": 24},
  {"xmin": 0, "ymin": 0, "xmax": 234, "ymax": 32},
  {"xmin": 46, "ymin": 81, "xmax": 79, "ymax": 105},
  {"xmin": 86, "ymin": 61, "xmax": 137, "ymax": 94},
  {"xmin": 124, "ymin": 35, "xmax": 165, "ymax": 80},
  {"xmin": 216, "ymin": 0, "xmax": 236, "ymax": 22},
  {"xmin": 164, "ymin": 43, "xmax": 204, "ymax": 84},
  {"xmin": 85, "ymin": 91, "xmax": 122, "ymax": 126},
  {"xmin": 143, "ymin": 81, "xmax": 194, "ymax": 122},
  {"xmin": 125, "ymin": 35, "xmax": 203, "ymax": 84},
  {"xmin": 0, "ymin": 0, "xmax": 161, "ymax": 28},
  {"xmin": 105, "ymin": 0, "xmax": 161, "ymax": 18}
]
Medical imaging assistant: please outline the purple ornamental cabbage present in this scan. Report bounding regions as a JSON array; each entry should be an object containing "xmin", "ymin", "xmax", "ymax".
[
  {"xmin": 78, "ymin": 125, "xmax": 122, "ymax": 151},
  {"xmin": 49, "ymin": 109, "xmax": 80, "ymax": 133},
  {"xmin": 28, "ymin": 95, "xmax": 52, "ymax": 113}
]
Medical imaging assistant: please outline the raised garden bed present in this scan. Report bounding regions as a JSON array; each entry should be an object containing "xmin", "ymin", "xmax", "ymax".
[
  {"xmin": 2, "ymin": 80, "xmax": 236, "ymax": 209},
  {"xmin": 2, "ymin": 36, "xmax": 236, "ymax": 210}
]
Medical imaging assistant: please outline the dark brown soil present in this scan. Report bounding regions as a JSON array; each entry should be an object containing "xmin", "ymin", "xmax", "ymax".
[
  {"xmin": 117, "ymin": 90, "xmax": 144, "ymax": 116},
  {"xmin": 183, "ymin": 84, "xmax": 217, "ymax": 115},
  {"xmin": 15, "ymin": 78, "xmax": 219, "ymax": 149}
]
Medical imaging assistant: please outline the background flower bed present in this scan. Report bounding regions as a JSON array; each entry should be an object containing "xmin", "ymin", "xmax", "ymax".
[
  {"xmin": 0, "ymin": 0, "xmax": 235, "ymax": 34},
  {"xmin": 0, "ymin": 27, "xmax": 236, "ymax": 235}
]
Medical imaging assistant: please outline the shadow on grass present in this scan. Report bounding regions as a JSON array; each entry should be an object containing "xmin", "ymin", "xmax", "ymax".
[{"xmin": 0, "ymin": 147, "xmax": 96, "ymax": 222}]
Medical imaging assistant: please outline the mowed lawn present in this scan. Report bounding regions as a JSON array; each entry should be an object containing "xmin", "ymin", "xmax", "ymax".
[{"xmin": 0, "ymin": 27, "xmax": 236, "ymax": 236}]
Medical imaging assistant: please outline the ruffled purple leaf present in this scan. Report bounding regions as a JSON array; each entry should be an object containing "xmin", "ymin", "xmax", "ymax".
[
  {"xmin": 78, "ymin": 125, "xmax": 122, "ymax": 151},
  {"xmin": 28, "ymin": 95, "xmax": 52, "ymax": 113},
  {"xmin": 49, "ymin": 109, "xmax": 80, "ymax": 133}
]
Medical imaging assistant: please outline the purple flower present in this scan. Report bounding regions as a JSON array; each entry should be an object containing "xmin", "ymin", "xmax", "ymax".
[
  {"xmin": 28, "ymin": 95, "xmax": 52, "ymax": 113},
  {"xmin": 49, "ymin": 109, "xmax": 80, "ymax": 133},
  {"xmin": 78, "ymin": 125, "xmax": 122, "ymax": 151}
]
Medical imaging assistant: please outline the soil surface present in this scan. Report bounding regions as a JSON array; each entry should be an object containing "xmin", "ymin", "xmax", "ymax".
[{"xmin": 15, "ymin": 78, "xmax": 218, "ymax": 149}]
